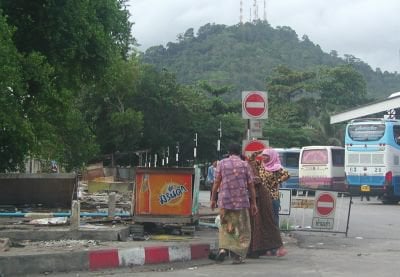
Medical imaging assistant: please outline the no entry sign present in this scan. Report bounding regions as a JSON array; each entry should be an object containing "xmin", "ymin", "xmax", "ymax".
[
  {"xmin": 242, "ymin": 91, "xmax": 268, "ymax": 119},
  {"xmin": 315, "ymin": 192, "xmax": 336, "ymax": 217},
  {"xmin": 312, "ymin": 191, "xmax": 337, "ymax": 230},
  {"xmin": 242, "ymin": 139, "xmax": 269, "ymax": 159}
]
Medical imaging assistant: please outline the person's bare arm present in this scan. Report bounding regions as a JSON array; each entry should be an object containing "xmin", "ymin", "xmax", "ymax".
[
  {"xmin": 210, "ymin": 176, "xmax": 221, "ymax": 210},
  {"xmin": 247, "ymin": 181, "xmax": 258, "ymax": 215}
]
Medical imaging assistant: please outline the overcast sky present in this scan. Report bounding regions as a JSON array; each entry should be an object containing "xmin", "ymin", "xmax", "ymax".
[{"xmin": 127, "ymin": 0, "xmax": 400, "ymax": 73}]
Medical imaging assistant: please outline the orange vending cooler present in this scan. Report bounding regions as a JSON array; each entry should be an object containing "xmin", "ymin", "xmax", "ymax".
[{"xmin": 133, "ymin": 167, "xmax": 200, "ymax": 225}]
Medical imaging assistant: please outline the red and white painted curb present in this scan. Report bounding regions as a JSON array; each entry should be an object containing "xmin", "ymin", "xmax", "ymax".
[{"xmin": 89, "ymin": 243, "xmax": 210, "ymax": 271}]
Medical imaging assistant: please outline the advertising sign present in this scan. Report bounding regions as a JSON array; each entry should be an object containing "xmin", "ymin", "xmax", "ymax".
[{"xmin": 135, "ymin": 171, "xmax": 193, "ymax": 216}]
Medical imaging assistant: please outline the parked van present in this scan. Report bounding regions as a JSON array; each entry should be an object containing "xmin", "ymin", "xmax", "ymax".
[{"xmin": 299, "ymin": 146, "xmax": 346, "ymax": 192}]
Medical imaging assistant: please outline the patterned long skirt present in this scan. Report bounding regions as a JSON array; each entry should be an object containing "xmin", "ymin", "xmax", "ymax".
[
  {"xmin": 218, "ymin": 208, "xmax": 251, "ymax": 258},
  {"xmin": 248, "ymin": 184, "xmax": 283, "ymax": 255}
]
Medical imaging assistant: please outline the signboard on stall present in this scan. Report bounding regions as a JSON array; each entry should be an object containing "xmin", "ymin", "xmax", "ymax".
[{"xmin": 135, "ymin": 168, "xmax": 193, "ymax": 216}]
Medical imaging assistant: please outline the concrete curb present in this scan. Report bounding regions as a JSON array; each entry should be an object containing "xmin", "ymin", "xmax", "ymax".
[{"xmin": 0, "ymin": 243, "xmax": 211, "ymax": 276}]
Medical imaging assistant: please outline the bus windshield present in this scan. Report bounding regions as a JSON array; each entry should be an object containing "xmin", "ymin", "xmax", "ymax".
[
  {"xmin": 348, "ymin": 124, "xmax": 385, "ymax": 141},
  {"xmin": 279, "ymin": 152, "xmax": 300, "ymax": 168}
]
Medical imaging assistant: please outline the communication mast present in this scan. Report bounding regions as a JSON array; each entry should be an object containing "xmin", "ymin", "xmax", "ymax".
[
  {"xmin": 240, "ymin": 0, "xmax": 243, "ymax": 23},
  {"xmin": 263, "ymin": 0, "xmax": 267, "ymax": 21},
  {"xmin": 253, "ymin": 0, "xmax": 259, "ymax": 21}
]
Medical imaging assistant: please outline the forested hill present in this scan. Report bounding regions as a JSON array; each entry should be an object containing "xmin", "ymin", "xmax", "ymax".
[{"xmin": 142, "ymin": 21, "xmax": 400, "ymax": 100}]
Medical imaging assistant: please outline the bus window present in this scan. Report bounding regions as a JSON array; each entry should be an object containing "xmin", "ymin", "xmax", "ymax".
[
  {"xmin": 348, "ymin": 124, "xmax": 385, "ymax": 141},
  {"xmin": 285, "ymin": 152, "xmax": 300, "ymax": 167},
  {"xmin": 393, "ymin": 125, "xmax": 400, "ymax": 145}
]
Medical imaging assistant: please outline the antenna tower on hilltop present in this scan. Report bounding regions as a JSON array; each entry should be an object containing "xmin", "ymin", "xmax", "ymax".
[
  {"xmin": 263, "ymin": 0, "xmax": 267, "ymax": 21},
  {"xmin": 253, "ymin": 0, "xmax": 259, "ymax": 21},
  {"xmin": 240, "ymin": 0, "xmax": 243, "ymax": 23}
]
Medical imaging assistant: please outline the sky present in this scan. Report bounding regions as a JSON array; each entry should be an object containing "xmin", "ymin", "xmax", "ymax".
[{"xmin": 127, "ymin": 0, "xmax": 400, "ymax": 73}]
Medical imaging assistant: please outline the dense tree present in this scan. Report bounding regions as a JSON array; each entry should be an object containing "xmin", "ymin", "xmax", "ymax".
[
  {"xmin": 0, "ymin": 12, "xmax": 31, "ymax": 171},
  {"xmin": 317, "ymin": 65, "xmax": 369, "ymax": 111},
  {"xmin": 2, "ymin": 8, "xmax": 396, "ymax": 171},
  {"xmin": 0, "ymin": 0, "xmax": 134, "ymax": 171},
  {"xmin": 142, "ymin": 21, "xmax": 400, "ymax": 100}
]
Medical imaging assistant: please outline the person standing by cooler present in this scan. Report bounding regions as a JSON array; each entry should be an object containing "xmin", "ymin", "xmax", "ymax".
[{"xmin": 211, "ymin": 143, "xmax": 257, "ymax": 264}]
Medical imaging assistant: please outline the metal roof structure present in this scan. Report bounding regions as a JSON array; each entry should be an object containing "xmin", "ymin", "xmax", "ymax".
[{"xmin": 330, "ymin": 93, "xmax": 400, "ymax": 124}]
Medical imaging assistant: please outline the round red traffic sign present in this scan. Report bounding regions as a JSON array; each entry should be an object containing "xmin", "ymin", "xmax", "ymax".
[
  {"xmin": 316, "ymin": 192, "xmax": 335, "ymax": 216},
  {"xmin": 243, "ymin": 91, "xmax": 267, "ymax": 118},
  {"xmin": 243, "ymin": 140, "xmax": 268, "ymax": 160}
]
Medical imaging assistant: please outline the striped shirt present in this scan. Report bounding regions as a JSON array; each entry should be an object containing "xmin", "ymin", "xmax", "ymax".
[{"xmin": 215, "ymin": 155, "xmax": 254, "ymax": 210}]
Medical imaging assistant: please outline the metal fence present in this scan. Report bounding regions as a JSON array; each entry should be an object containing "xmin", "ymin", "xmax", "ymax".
[{"xmin": 280, "ymin": 190, "xmax": 352, "ymax": 236}]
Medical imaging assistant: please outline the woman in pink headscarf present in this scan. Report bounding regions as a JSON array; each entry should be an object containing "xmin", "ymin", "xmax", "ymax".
[
  {"xmin": 247, "ymin": 148, "xmax": 290, "ymax": 258},
  {"xmin": 260, "ymin": 148, "xmax": 289, "ymax": 226}
]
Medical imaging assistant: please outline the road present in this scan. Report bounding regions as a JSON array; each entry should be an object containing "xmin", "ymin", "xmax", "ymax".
[{"xmin": 36, "ymin": 193, "xmax": 400, "ymax": 277}]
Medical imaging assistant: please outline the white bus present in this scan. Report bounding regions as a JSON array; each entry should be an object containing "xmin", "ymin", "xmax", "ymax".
[{"xmin": 299, "ymin": 146, "xmax": 346, "ymax": 192}]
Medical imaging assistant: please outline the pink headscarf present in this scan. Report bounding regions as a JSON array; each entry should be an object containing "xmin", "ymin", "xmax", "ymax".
[{"xmin": 261, "ymin": 148, "xmax": 282, "ymax": 172}]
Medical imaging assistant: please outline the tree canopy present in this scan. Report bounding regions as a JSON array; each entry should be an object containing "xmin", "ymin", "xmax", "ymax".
[{"xmin": 0, "ymin": 7, "xmax": 393, "ymax": 172}]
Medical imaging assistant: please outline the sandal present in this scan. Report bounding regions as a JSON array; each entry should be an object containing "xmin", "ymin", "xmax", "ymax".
[
  {"xmin": 264, "ymin": 249, "xmax": 277, "ymax": 256},
  {"xmin": 232, "ymin": 256, "xmax": 245, "ymax": 264},
  {"xmin": 216, "ymin": 249, "xmax": 227, "ymax": 263},
  {"xmin": 276, "ymin": 247, "xmax": 287, "ymax": 257}
]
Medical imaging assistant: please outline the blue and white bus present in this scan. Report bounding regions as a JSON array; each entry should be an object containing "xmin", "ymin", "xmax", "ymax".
[
  {"xmin": 275, "ymin": 148, "xmax": 301, "ymax": 192},
  {"xmin": 345, "ymin": 118, "xmax": 400, "ymax": 203}
]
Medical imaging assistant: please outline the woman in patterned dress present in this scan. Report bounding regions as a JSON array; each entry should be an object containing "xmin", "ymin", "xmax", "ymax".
[{"xmin": 247, "ymin": 148, "xmax": 289, "ymax": 258}]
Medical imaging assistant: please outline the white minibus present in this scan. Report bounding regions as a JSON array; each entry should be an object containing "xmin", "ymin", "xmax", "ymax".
[{"xmin": 299, "ymin": 146, "xmax": 346, "ymax": 192}]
